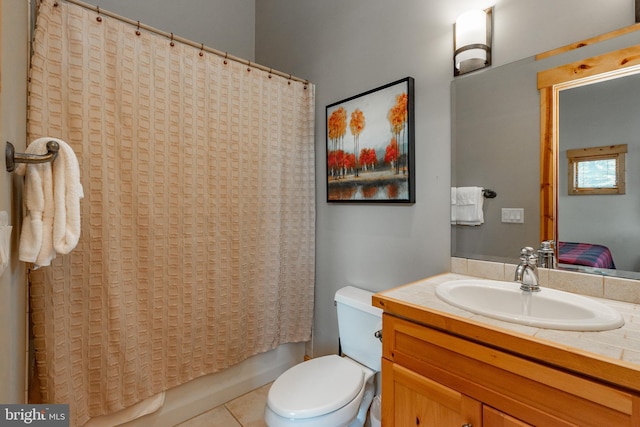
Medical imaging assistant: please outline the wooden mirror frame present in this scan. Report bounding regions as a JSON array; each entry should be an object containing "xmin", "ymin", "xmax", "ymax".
[{"xmin": 537, "ymin": 43, "xmax": 640, "ymax": 244}]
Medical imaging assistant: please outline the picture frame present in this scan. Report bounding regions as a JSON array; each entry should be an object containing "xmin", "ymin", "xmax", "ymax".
[{"xmin": 326, "ymin": 77, "xmax": 415, "ymax": 203}]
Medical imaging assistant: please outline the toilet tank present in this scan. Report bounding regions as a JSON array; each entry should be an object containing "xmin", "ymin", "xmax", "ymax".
[{"xmin": 335, "ymin": 286, "xmax": 383, "ymax": 372}]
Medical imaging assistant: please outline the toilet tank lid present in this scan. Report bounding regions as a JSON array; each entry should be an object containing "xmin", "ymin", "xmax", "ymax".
[{"xmin": 335, "ymin": 286, "xmax": 382, "ymax": 317}]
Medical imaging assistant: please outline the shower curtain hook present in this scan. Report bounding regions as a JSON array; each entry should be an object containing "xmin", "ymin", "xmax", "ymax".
[
  {"xmin": 268, "ymin": 68, "xmax": 273, "ymax": 79},
  {"xmin": 96, "ymin": 6, "xmax": 102, "ymax": 22},
  {"xmin": 247, "ymin": 60, "xmax": 251, "ymax": 72},
  {"xmin": 224, "ymin": 52, "xmax": 228, "ymax": 65},
  {"xmin": 169, "ymin": 33, "xmax": 175, "ymax": 47},
  {"xmin": 135, "ymin": 21, "xmax": 141, "ymax": 36},
  {"xmin": 199, "ymin": 43, "xmax": 204, "ymax": 57}
]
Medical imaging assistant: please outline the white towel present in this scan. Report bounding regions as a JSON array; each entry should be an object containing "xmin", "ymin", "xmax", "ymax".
[
  {"xmin": 16, "ymin": 137, "xmax": 84, "ymax": 268},
  {"xmin": 453, "ymin": 186, "xmax": 484, "ymax": 226}
]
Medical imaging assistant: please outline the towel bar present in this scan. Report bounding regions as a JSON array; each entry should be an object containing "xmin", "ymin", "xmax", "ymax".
[
  {"xmin": 5, "ymin": 141, "xmax": 60, "ymax": 172},
  {"xmin": 482, "ymin": 189, "xmax": 497, "ymax": 198}
]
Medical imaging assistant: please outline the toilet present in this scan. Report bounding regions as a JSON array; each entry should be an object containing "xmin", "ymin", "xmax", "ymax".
[{"xmin": 264, "ymin": 286, "xmax": 382, "ymax": 427}]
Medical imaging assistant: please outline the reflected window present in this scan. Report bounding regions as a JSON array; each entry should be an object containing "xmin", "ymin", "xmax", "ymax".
[{"xmin": 567, "ymin": 144, "xmax": 627, "ymax": 195}]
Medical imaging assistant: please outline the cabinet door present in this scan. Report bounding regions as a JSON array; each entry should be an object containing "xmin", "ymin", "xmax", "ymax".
[
  {"xmin": 383, "ymin": 359, "xmax": 481, "ymax": 427},
  {"xmin": 484, "ymin": 406, "xmax": 533, "ymax": 427}
]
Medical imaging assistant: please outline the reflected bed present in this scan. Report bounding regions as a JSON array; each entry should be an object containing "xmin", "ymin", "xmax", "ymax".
[{"xmin": 558, "ymin": 241, "xmax": 616, "ymax": 269}]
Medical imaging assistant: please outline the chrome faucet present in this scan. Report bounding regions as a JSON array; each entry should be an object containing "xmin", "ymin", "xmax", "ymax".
[
  {"xmin": 538, "ymin": 240, "xmax": 556, "ymax": 269},
  {"xmin": 514, "ymin": 247, "xmax": 541, "ymax": 292}
]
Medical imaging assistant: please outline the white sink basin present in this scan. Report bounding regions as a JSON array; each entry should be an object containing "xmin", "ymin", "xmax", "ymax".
[{"xmin": 435, "ymin": 279, "xmax": 624, "ymax": 331}]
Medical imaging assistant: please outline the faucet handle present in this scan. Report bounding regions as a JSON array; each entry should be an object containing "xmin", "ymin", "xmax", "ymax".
[
  {"xmin": 538, "ymin": 240, "xmax": 556, "ymax": 269},
  {"xmin": 520, "ymin": 246, "xmax": 534, "ymax": 258}
]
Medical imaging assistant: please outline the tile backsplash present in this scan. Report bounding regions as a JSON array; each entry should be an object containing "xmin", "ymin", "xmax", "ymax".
[{"xmin": 451, "ymin": 257, "xmax": 640, "ymax": 305}]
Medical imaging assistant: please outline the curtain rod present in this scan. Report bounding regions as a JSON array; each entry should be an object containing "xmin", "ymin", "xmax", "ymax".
[{"xmin": 56, "ymin": 0, "xmax": 310, "ymax": 85}]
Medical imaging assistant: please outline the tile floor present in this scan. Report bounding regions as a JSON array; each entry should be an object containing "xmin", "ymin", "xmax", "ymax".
[{"xmin": 177, "ymin": 383, "xmax": 271, "ymax": 427}]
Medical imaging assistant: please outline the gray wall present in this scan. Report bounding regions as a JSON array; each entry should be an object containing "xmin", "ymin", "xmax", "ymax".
[
  {"xmin": 255, "ymin": 0, "xmax": 633, "ymax": 357},
  {"xmin": 0, "ymin": 0, "xmax": 29, "ymax": 403}
]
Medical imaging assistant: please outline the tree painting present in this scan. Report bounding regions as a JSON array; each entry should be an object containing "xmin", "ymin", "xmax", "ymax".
[{"xmin": 326, "ymin": 77, "xmax": 414, "ymax": 203}]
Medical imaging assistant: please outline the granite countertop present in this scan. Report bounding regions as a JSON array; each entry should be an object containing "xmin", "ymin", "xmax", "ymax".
[{"xmin": 374, "ymin": 272, "xmax": 640, "ymax": 389}]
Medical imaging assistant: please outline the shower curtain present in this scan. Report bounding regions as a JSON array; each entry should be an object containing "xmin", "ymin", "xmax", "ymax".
[{"xmin": 27, "ymin": 1, "xmax": 315, "ymax": 425}]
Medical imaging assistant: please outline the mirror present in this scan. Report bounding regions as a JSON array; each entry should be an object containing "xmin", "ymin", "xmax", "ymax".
[{"xmin": 452, "ymin": 26, "xmax": 640, "ymax": 279}]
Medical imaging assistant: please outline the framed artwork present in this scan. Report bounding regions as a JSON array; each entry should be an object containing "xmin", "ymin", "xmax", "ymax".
[{"xmin": 326, "ymin": 77, "xmax": 415, "ymax": 203}]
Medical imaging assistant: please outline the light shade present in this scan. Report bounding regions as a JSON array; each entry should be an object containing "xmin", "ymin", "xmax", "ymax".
[{"xmin": 454, "ymin": 8, "xmax": 492, "ymax": 76}]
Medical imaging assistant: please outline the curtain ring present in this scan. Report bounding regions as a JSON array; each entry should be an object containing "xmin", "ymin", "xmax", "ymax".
[
  {"xmin": 96, "ymin": 6, "xmax": 102, "ymax": 22},
  {"xmin": 169, "ymin": 33, "xmax": 175, "ymax": 47},
  {"xmin": 224, "ymin": 52, "xmax": 228, "ymax": 65},
  {"xmin": 135, "ymin": 21, "xmax": 141, "ymax": 36},
  {"xmin": 199, "ymin": 43, "xmax": 204, "ymax": 57},
  {"xmin": 268, "ymin": 68, "xmax": 272, "ymax": 79},
  {"xmin": 288, "ymin": 74, "xmax": 292, "ymax": 85},
  {"xmin": 247, "ymin": 60, "xmax": 251, "ymax": 72}
]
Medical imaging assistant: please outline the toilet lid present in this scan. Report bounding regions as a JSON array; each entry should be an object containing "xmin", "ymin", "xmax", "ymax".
[{"xmin": 268, "ymin": 355, "xmax": 365, "ymax": 419}]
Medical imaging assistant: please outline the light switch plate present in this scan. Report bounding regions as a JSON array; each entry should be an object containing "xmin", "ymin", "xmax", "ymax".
[{"xmin": 502, "ymin": 208, "xmax": 524, "ymax": 223}]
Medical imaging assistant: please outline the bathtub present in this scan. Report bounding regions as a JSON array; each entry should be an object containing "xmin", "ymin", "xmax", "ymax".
[{"xmin": 87, "ymin": 342, "xmax": 306, "ymax": 427}]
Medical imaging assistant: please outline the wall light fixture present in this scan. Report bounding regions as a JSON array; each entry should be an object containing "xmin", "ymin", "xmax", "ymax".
[{"xmin": 454, "ymin": 8, "xmax": 492, "ymax": 76}]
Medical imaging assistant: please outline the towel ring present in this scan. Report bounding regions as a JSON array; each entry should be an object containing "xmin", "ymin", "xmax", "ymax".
[{"xmin": 5, "ymin": 141, "xmax": 60, "ymax": 172}]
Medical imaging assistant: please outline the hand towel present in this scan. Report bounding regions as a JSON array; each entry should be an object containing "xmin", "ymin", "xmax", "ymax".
[
  {"xmin": 454, "ymin": 186, "xmax": 484, "ymax": 226},
  {"xmin": 16, "ymin": 142, "xmax": 55, "ymax": 266},
  {"xmin": 16, "ymin": 137, "xmax": 83, "ymax": 268}
]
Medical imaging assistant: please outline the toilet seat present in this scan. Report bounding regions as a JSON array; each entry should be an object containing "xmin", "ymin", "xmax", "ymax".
[{"xmin": 267, "ymin": 355, "xmax": 365, "ymax": 419}]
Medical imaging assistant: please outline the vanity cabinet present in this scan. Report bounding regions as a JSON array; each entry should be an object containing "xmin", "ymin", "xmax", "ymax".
[
  {"xmin": 380, "ymin": 313, "xmax": 639, "ymax": 427},
  {"xmin": 385, "ymin": 356, "xmax": 532, "ymax": 427}
]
